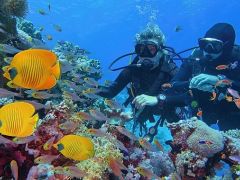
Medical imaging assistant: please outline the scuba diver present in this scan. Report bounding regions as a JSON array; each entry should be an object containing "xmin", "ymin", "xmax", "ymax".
[
  {"xmin": 133, "ymin": 23, "xmax": 240, "ymax": 130},
  {"xmin": 96, "ymin": 24, "xmax": 179, "ymax": 139}
]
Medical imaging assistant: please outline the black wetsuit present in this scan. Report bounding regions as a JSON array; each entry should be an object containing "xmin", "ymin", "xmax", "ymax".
[
  {"xmin": 164, "ymin": 46, "xmax": 240, "ymax": 130},
  {"xmin": 97, "ymin": 54, "xmax": 178, "ymax": 124}
]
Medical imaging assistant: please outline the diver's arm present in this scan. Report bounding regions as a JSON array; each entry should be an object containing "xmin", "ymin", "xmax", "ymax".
[
  {"xmin": 170, "ymin": 60, "xmax": 193, "ymax": 90},
  {"xmin": 156, "ymin": 60, "xmax": 193, "ymax": 108},
  {"xmin": 96, "ymin": 68, "xmax": 132, "ymax": 99}
]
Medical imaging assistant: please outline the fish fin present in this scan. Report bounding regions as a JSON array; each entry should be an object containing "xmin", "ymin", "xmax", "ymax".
[
  {"xmin": 7, "ymin": 81, "xmax": 19, "ymax": 88},
  {"xmin": 36, "ymin": 75, "xmax": 57, "ymax": 90},
  {"xmin": 2, "ymin": 65, "xmax": 10, "ymax": 72},
  {"xmin": 51, "ymin": 61, "xmax": 61, "ymax": 79},
  {"xmin": 19, "ymin": 113, "xmax": 39, "ymax": 137},
  {"xmin": 2, "ymin": 66, "xmax": 11, "ymax": 80}
]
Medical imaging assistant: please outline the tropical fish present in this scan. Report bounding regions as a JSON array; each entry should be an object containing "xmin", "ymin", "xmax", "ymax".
[
  {"xmin": 174, "ymin": 25, "xmax": 182, "ymax": 32},
  {"xmin": 225, "ymin": 95, "xmax": 233, "ymax": 102},
  {"xmin": 216, "ymin": 64, "xmax": 229, "ymax": 70},
  {"xmin": 0, "ymin": 102, "xmax": 39, "ymax": 137},
  {"xmin": 32, "ymin": 91, "xmax": 60, "ymax": 100},
  {"xmin": 229, "ymin": 155, "xmax": 240, "ymax": 164},
  {"xmin": 60, "ymin": 61, "xmax": 74, "ymax": 73},
  {"xmin": 89, "ymin": 109, "xmax": 110, "ymax": 122},
  {"xmin": 139, "ymin": 138, "xmax": 156, "ymax": 151},
  {"xmin": 87, "ymin": 128, "xmax": 107, "ymax": 137},
  {"xmin": 108, "ymin": 157, "xmax": 127, "ymax": 180},
  {"xmin": 0, "ymin": 44, "xmax": 21, "ymax": 54},
  {"xmin": 84, "ymin": 77, "xmax": 99, "ymax": 87},
  {"xmin": 105, "ymin": 99, "xmax": 122, "ymax": 110},
  {"xmin": 53, "ymin": 135, "xmax": 95, "ymax": 161},
  {"xmin": 71, "ymin": 75, "xmax": 84, "ymax": 83},
  {"xmin": 114, "ymin": 139, "xmax": 129, "ymax": 153},
  {"xmin": 34, "ymin": 154, "xmax": 59, "ymax": 164},
  {"xmin": 10, "ymin": 160, "xmax": 18, "ymax": 180},
  {"xmin": 43, "ymin": 136, "xmax": 56, "ymax": 150},
  {"xmin": 82, "ymin": 88, "xmax": 97, "ymax": 94},
  {"xmin": 136, "ymin": 166, "xmax": 160, "ymax": 180},
  {"xmin": 53, "ymin": 24, "xmax": 62, "ymax": 32},
  {"xmin": 153, "ymin": 139, "xmax": 164, "ymax": 152},
  {"xmin": 227, "ymin": 88, "xmax": 240, "ymax": 99},
  {"xmin": 0, "ymin": 88, "xmax": 22, "ymax": 98},
  {"xmin": 116, "ymin": 126, "xmax": 138, "ymax": 141},
  {"xmin": 199, "ymin": 140, "xmax": 213, "ymax": 146},
  {"xmin": 0, "ymin": 134, "xmax": 15, "ymax": 145},
  {"xmin": 38, "ymin": 9, "xmax": 46, "ymax": 15},
  {"xmin": 233, "ymin": 99, "xmax": 240, "ymax": 109},
  {"xmin": 22, "ymin": 100, "xmax": 51, "ymax": 110},
  {"xmin": 210, "ymin": 91, "xmax": 217, "ymax": 101},
  {"xmin": 215, "ymin": 79, "xmax": 232, "ymax": 87},
  {"xmin": 48, "ymin": 3, "xmax": 51, "ymax": 11},
  {"xmin": 63, "ymin": 166, "xmax": 87, "ymax": 178},
  {"xmin": 13, "ymin": 135, "xmax": 37, "ymax": 145},
  {"xmin": 59, "ymin": 121, "xmax": 78, "ymax": 132},
  {"xmin": 62, "ymin": 80, "xmax": 79, "ymax": 90},
  {"xmin": 75, "ymin": 112, "xmax": 93, "ymax": 121},
  {"xmin": 46, "ymin": 35, "xmax": 53, "ymax": 40},
  {"xmin": 3, "ymin": 49, "xmax": 61, "ymax": 90},
  {"xmin": 197, "ymin": 108, "xmax": 203, "ymax": 117},
  {"xmin": 63, "ymin": 91, "xmax": 85, "ymax": 102}
]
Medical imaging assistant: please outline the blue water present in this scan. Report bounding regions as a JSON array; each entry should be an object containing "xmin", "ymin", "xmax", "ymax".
[{"xmin": 27, "ymin": 0, "xmax": 240, "ymax": 81}]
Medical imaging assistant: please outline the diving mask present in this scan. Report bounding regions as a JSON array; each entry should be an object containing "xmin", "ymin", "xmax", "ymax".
[
  {"xmin": 135, "ymin": 41, "xmax": 160, "ymax": 58},
  {"xmin": 198, "ymin": 38, "xmax": 225, "ymax": 54}
]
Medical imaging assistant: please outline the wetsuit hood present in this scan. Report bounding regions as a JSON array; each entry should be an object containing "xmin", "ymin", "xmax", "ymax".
[{"xmin": 203, "ymin": 23, "xmax": 235, "ymax": 65}]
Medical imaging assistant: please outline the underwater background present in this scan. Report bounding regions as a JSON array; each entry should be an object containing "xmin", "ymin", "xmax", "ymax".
[
  {"xmin": 27, "ymin": 0, "xmax": 240, "ymax": 81},
  {"xmin": 0, "ymin": 0, "xmax": 240, "ymax": 179}
]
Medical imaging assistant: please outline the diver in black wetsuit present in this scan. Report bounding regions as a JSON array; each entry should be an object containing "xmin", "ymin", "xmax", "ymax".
[
  {"xmin": 97, "ymin": 24, "xmax": 178, "ymax": 135},
  {"xmin": 134, "ymin": 23, "xmax": 240, "ymax": 130}
]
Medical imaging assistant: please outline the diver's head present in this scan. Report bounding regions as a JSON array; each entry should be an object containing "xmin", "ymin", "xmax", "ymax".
[
  {"xmin": 199, "ymin": 23, "xmax": 235, "ymax": 62},
  {"xmin": 135, "ymin": 24, "xmax": 165, "ymax": 70}
]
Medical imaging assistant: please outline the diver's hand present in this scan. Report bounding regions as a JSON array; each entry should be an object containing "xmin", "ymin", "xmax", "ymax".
[
  {"xmin": 132, "ymin": 94, "xmax": 158, "ymax": 109},
  {"xmin": 189, "ymin": 74, "xmax": 219, "ymax": 92}
]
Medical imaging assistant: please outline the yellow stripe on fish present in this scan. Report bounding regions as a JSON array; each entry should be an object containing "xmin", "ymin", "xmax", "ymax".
[
  {"xmin": 3, "ymin": 49, "xmax": 60, "ymax": 90},
  {"xmin": 0, "ymin": 102, "xmax": 39, "ymax": 137},
  {"xmin": 53, "ymin": 135, "xmax": 94, "ymax": 161}
]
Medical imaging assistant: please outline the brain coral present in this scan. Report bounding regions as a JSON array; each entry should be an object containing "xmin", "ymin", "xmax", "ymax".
[{"xmin": 187, "ymin": 120, "xmax": 224, "ymax": 157}]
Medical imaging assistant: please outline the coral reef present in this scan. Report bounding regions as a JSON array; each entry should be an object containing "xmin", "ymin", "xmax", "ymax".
[
  {"xmin": 225, "ymin": 129, "xmax": 240, "ymax": 139},
  {"xmin": 0, "ymin": 0, "xmax": 28, "ymax": 17},
  {"xmin": 17, "ymin": 18, "xmax": 42, "ymax": 40},
  {"xmin": 167, "ymin": 117, "xmax": 240, "ymax": 179}
]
